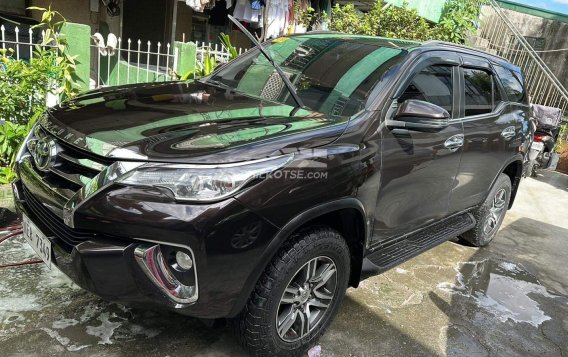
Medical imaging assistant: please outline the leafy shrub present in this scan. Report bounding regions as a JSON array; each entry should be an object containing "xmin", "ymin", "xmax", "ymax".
[
  {"xmin": 433, "ymin": 0, "xmax": 486, "ymax": 44},
  {"xmin": 182, "ymin": 33, "xmax": 238, "ymax": 80},
  {"xmin": 329, "ymin": 1, "xmax": 432, "ymax": 41},
  {"xmin": 0, "ymin": 120, "xmax": 34, "ymax": 184},
  {"xmin": 0, "ymin": 7, "xmax": 79, "ymax": 183},
  {"xmin": 0, "ymin": 49, "xmax": 61, "ymax": 125},
  {"xmin": 329, "ymin": 0, "xmax": 483, "ymax": 44}
]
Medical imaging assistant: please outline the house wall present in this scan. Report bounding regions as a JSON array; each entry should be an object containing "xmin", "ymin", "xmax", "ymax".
[
  {"xmin": 28, "ymin": 0, "xmax": 120, "ymax": 35},
  {"xmin": 480, "ymin": 6, "xmax": 568, "ymax": 91},
  {"xmin": 175, "ymin": 4, "xmax": 193, "ymax": 42},
  {"xmin": 0, "ymin": 0, "xmax": 25, "ymax": 14}
]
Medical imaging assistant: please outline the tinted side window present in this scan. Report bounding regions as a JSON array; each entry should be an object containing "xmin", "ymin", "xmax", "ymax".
[
  {"xmin": 494, "ymin": 65, "xmax": 527, "ymax": 104},
  {"xmin": 463, "ymin": 68, "xmax": 493, "ymax": 116},
  {"xmin": 399, "ymin": 65, "xmax": 453, "ymax": 116}
]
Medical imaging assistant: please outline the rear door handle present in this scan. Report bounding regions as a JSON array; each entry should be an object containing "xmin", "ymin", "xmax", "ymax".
[
  {"xmin": 501, "ymin": 126, "xmax": 516, "ymax": 140},
  {"xmin": 444, "ymin": 134, "xmax": 464, "ymax": 152}
]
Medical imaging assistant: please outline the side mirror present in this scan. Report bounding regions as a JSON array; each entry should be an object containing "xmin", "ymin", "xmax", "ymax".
[{"xmin": 388, "ymin": 99, "xmax": 450, "ymax": 132}]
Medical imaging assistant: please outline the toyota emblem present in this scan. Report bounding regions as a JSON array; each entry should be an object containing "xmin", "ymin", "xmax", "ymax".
[{"xmin": 27, "ymin": 126, "xmax": 57, "ymax": 172}]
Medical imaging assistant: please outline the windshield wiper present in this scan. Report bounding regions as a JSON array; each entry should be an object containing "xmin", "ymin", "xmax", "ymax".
[{"xmin": 228, "ymin": 15, "xmax": 305, "ymax": 114}]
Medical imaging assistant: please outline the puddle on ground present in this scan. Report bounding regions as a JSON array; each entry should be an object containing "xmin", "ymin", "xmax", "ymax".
[
  {"xmin": 0, "ymin": 235, "xmax": 166, "ymax": 351},
  {"xmin": 438, "ymin": 260, "xmax": 557, "ymax": 327}
]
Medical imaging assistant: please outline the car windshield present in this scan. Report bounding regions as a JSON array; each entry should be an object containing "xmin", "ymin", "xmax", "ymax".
[{"xmin": 208, "ymin": 35, "xmax": 411, "ymax": 117}]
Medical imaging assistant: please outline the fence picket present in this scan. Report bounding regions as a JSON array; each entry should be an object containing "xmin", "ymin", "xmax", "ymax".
[
  {"xmin": 14, "ymin": 26, "xmax": 20, "ymax": 60},
  {"xmin": 127, "ymin": 38, "xmax": 131, "ymax": 85},
  {"xmin": 1, "ymin": 25, "xmax": 5, "ymax": 50},
  {"xmin": 28, "ymin": 28, "xmax": 33, "ymax": 60},
  {"xmin": 117, "ymin": 37, "xmax": 122, "ymax": 86},
  {"xmin": 136, "ymin": 39, "xmax": 141, "ymax": 83},
  {"xmin": 146, "ymin": 41, "xmax": 151, "ymax": 82},
  {"xmin": 156, "ymin": 42, "xmax": 161, "ymax": 80}
]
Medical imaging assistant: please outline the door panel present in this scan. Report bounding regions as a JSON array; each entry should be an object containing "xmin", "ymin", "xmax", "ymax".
[
  {"xmin": 449, "ymin": 58, "xmax": 525, "ymax": 213},
  {"xmin": 371, "ymin": 56, "xmax": 463, "ymax": 245}
]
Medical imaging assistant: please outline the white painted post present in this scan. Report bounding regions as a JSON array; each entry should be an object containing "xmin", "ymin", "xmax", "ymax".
[
  {"xmin": 14, "ymin": 26, "xmax": 20, "ymax": 60},
  {"xmin": 1, "ymin": 25, "xmax": 5, "ymax": 51},
  {"xmin": 146, "ymin": 41, "xmax": 151, "ymax": 82},
  {"xmin": 117, "ymin": 37, "xmax": 122, "ymax": 86},
  {"xmin": 156, "ymin": 42, "xmax": 161, "ymax": 80},
  {"xmin": 28, "ymin": 28, "xmax": 33, "ymax": 60},
  {"xmin": 106, "ymin": 46, "xmax": 111, "ymax": 86},
  {"xmin": 136, "ymin": 39, "xmax": 141, "ymax": 83},
  {"xmin": 97, "ymin": 46, "xmax": 101, "ymax": 88},
  {"xmin": 166, "ymin": 43, "xmax": 171, "ymax": 81},
  {"xmin": 127, "ymin": 38, "xmax": 131, "ymax": 84}
]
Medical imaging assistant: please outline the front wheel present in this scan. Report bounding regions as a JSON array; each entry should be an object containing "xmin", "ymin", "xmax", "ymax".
[
  {"xmin": 232, "ymin": 226, "xmax": 350, "ymax": 357},
  {"xmin": 460, "ymin": 173, "xmax": 511, "ymax": 247}
]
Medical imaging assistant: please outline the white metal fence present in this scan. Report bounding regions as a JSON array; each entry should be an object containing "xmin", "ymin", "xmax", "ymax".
[
  {"xmin": 91, "ymin": 35, "xmax": 248, "ymax": 88},
  {"xmin": 91, "ymin": 34, "xmax": 179, "ymax": 88},
  {"xmin": 195, "ymin": 40, "xmax": 246, "ymax": 63},
  {"xmin": 2, "ymin": 22, "xmax": 249, "ymax": 90},
  {"xmin": 0, "ymin": 24, "xmax": 56, "ymax": 60}
]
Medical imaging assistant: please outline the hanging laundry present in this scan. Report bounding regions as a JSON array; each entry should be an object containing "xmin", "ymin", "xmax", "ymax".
[
  {"xmin": 233, "ymin": 0, "xmax": 261, "ymax": 23},
  {"xmin": 265, "ymin": 0, "xmax": 290, "ymax": 38},
  {"xmin": 186, "ymin": 0, "xmax": 216, "ymax": 13}
]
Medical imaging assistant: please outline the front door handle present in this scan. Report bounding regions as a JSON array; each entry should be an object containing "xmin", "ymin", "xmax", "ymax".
[{"xmin": 444, "ymin": 134, "xmax": 464, "ymax": 152}]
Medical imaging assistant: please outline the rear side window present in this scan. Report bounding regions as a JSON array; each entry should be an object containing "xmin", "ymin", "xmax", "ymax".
[
  {"xmin": 398, "ymin": 65, "xmax": 453, "ymax": 116},
  {"xmin": 463, "ymin": 68, "xmax": 494, "ymax": 116},
  {"xmin": 494, "ymin": 65, "xmax": 527, "ymax": 104}
]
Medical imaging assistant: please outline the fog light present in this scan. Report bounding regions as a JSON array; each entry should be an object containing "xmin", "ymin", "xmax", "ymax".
[{"xmin": 175, "ymin": 251, "xmax": 193, "ymax": 270}]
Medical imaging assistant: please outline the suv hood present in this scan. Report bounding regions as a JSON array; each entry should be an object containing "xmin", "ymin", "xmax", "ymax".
[{"xmin": 42, "ymin": 81, "xmax": 349, "ymax": 164}]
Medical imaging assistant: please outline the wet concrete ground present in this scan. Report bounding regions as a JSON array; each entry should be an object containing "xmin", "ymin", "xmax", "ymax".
[{"xmin": 0, "ymin": 171, "xmax": 567, "ymax": 356}]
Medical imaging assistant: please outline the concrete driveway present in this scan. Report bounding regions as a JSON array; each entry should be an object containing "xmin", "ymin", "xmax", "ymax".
[{"xmin": 1, "ymin": 171, "xmax": 567, "ymax": 356}]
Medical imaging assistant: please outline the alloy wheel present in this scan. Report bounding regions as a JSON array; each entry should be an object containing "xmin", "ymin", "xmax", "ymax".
[
  {"xmin": 483, "ymin": 188, "xmax": 507, "ymax": 235},
  {"xmin": 275, "ymin": 256, "xmax": 338, "ymax": 342}
]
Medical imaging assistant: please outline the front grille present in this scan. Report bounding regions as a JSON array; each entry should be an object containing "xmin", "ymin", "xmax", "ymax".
[
  {"xmin": 22, "ymin": 184, "xmax": 95, "ymax": 250},
  {"xmin": 29, "ymin": 126, "xmax": 113, "ymax": 193}
]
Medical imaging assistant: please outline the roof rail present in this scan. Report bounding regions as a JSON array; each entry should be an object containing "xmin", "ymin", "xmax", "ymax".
[{"xmin": 421, "ymin": 40, "xmax": 508, "ymax": 61}]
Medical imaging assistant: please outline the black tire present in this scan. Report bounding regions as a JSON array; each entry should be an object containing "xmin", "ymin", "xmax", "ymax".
[
  {"xmin": 232, "ymin": 226, "xmax": 350, "ymax": 357},
  {"xmin": 460, "ymin": 173, "xmax": 511, "ymax": 247}
]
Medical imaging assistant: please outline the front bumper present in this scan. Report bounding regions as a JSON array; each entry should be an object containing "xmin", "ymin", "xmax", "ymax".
[{"xmin": 12, "ymin": 178, "xmax": 279, "ymax": 318}]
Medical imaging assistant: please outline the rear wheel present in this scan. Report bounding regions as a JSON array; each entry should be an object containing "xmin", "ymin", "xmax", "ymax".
[
  {"xmin": 460, "ymin": 173, "xmax": 511, "ymax": 247},
  {"xmin": 232, "ymin": 226, "xmax": 350, "ymax": 357}
]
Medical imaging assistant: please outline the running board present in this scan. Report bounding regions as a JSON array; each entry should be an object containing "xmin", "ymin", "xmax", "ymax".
[{"xmin": 366, "ymin": 213, "xmax": 476, "ymax": 272}]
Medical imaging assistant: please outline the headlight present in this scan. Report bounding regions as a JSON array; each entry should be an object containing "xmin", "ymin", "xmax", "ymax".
[{"xmin": 116, "ymin": 155, "xmax": 293, "ymax": 202}]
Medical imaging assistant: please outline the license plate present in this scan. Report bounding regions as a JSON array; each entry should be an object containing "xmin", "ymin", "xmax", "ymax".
[
  {"xmin": 531, "ymin": 141, "xmax": 544, "ymax": 151},
  {"xmin": 22, "ymin": 214, "xmax": 52, "ymax": 269}
]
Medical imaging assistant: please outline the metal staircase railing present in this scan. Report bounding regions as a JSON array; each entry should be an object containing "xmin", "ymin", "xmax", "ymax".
[{"xmin": 468, "ymin": 0, "xmax": 568, "ymax": 112}]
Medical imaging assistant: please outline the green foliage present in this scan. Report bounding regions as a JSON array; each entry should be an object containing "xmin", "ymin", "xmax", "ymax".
[
  {"xmin": 181, "ymin": 49, "xmax": 217, "ymax": 80},
  {"xmin": 432, "ymin": 0, "xmax": 485, "ymax": 44},
  {"xmin": 219, "ymin": 32, "xmax": 239, "ymax": 61},
  {"xmin": 329, "ymin": 1, "xmax": 431, "ymax": 41},
  {"xmin": 182, "ymin": 32, "xmax": 240, "ymax": 80},
  {"xmin": 328, "ymin": 0, "xmax": 483, "ymax": 44},
  {"xmin": 329, "ymin": 4, "xmax": 362, "ymax": 34},
  {"xmin": 0, "ymin": 119, "xmax": 36, "ymax": 184},
  {"xmin": 0, "ymin": 6, "xmax": 80, "ymax": 125},
  {"xmin": 296, "ymin": 6, "xmax": 328, "ymax": 29},
  {"xmin": 0, "ymin": 6, "xmax": 79, "ymax": 183},
  {"xmin": 0, "ymin": 49, "xmax": 60, "ymax": 125},
  {"xmin": 366, "ymin": 2, "xmax": 432, "ymax": 41}
]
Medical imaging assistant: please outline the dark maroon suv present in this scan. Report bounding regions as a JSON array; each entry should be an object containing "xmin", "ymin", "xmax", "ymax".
[{"xmin": 13, "ymin": 33, "xmax": 530, "ymax": 356}]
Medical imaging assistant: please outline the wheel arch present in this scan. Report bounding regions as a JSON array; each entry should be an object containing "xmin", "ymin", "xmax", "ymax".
[
  {"xmin": 498, "ymin": 156, "xmax": 523, "ymax": 209},
  {"xmin": 228, "ymin": 198, "xmax": 368, "ymax": 317}
]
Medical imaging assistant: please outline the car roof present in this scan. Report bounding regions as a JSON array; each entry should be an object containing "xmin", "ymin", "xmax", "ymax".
[{"xmin": 288, "ymin": 32, "xmax": 522, "ymax": 73}]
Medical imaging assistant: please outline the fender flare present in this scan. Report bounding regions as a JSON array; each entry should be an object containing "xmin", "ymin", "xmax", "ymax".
[
  {"xmin": 488, "ymin": 154, "xmax": 524, "ymax": 208},
  {"xmin": 227, "ymin": 197, "xmax": 367, "ymax": 317}
]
